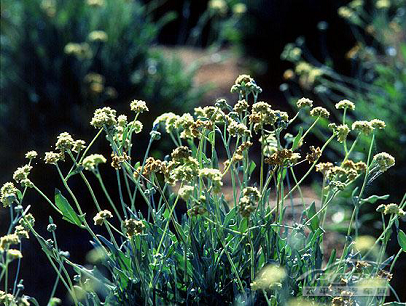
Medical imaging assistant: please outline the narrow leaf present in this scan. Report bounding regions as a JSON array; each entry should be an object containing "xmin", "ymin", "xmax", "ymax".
[
  {"xmin": 55, "ymin": 189, "xmax": 83, "ymax": 227},
  {"xmin": 398, "ymin": 230, "xmax": 406, "ymax": 252},
  {"xmin": 360, "ymin": 194, "xmax": 389, "ymax": 205},
  {"xmin": 292, "ymin": 127, "xmax": 303, "ymax": 150}
]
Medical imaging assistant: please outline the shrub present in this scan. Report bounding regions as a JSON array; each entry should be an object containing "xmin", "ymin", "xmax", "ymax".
[
  {"xmin": 1, "ymin": 76, "xmax": 405, "ymax": 305},
  {"xmin": 0, "ymin": 0, "xmax": 204, "ymax": 172}
]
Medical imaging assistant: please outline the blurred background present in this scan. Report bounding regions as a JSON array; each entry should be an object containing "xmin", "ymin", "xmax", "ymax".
[{"xmin": 1, "ymin": 0, "xmax": 405, "ymax": 304}]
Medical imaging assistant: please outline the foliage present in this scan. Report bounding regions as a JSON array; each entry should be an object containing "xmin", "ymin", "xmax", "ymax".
[
  {"xmin": 1, "ymin": 76, "xmax": 405, "ymax": 305},
  {"xmin": 185, "ymin": 0, "xmax": 247, "ymax": 48},
  {"xmin": 0, "ymin": 0, "xmax": 204, "ymax": 160}
]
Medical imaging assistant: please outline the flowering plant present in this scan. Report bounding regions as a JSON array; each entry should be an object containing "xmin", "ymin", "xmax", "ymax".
[{"xmin": 1, "ymin": 76, "xmax": 405, "ymax": 305}]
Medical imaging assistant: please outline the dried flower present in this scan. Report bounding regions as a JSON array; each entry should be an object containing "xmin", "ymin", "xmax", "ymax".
[
  {"xmin": 352, "ymin": 121, "xmax": 373, "ymax": 135},
  {"xmin": 131, "ymin": 120, "xmax": 143, "ymax": 134},
  {"xmin": 383, "ymin": 203, "xmax": 400, "ymax": 215},
  {"xmin": 316, "ymin": 162, "xmax": 334, "ymax": 176},
  {"xmin": 238, "ymin": 187, "xmax": 260, "ymax": 217},
  {"xmin": 88, "ymin": 30, "xmax": 108, "ymax": 42},
  {"xmin": 199, "ymin": 168, "xmax": 223, "ymax": 193},
  {"xmin": 13, "ymin": 165, "xmax": 33, "ymax": 183},
  {"xmin": 25, "ymin": 151, "xmax": 38, "ymax": 159},
  {"xmin": 0, "ymin": 234, "xmax": 20, "ymax": 251},
  {"xmin": 310, "ymin": 107, "xmax": 330, "ymax": 118},
  {"xmin": 227, "ymin": 121, "xmax": 250, "ymax": 137},
  {"xmin": 171, "ymin": 146, "xmax": 192, "ymax": 161},
  {"xmin": 82, "ymin": 154, "xmax": 107, "ymax": 171},
  {"xmin": 296, "ymin": 97, "xmax": 313, "ymax": 109},
  {"xmin": 1, "ymin": 182, "xmax": 19, "ymax": 207},
  {"xmin": 7, "ymin": 249, "xmax": 23, "ymax": 261},
  {"xmin": 373, "ymin": 152, "xmax": 395, "ymax": 172},
  {"xmin": 336, "ymin": 124, "xmax": 350, "ymax": 143},
  {"xmin": 140, "ymin": 157, "xmax": 164, "ymax": 177},
  {"xmin": 73, "ymin": 140, "xmax": 86, "ymax": 153},
  {"xmin": 14, "ymin": 225, "xmax": 29, "ymax": 239},
  {"xmin": 265, "ymin": 149, "xmax": 295, "ymax": 166},
  {"xmin": 93, "ymin": 210, "xmax": 113, "ymax": 225},
  {"xmin": 233, "ymin": 99, "xmax": 249, "ymax": 113},
  {"xmin": 179, "ymin": 185, "xmax": 194, "ymax": 201},
  {"xmin": 335, "ymin": 99, "xmax": 355, "ymax": 110},
  {"xmin": 130, "ymin": 100, "xmax": 148, "ymax": 113},
  {"xmin": 44, "ymin": 151, "xmax": 63, "ymax": 164},
  {"xmin": 306, "ymin": 146, "xmax": 322, "ymax": 163},
  {"xmin": 370, "ymin": 119, "xmax": 386, "ymax": 129},
  {"xmin": 90, "ymin": 107, "xmax": 117, "ymax": 129},
  {"xmin": 56, "ymin": 132, "xmax": 75, "ymax": 151},
  {"xmin": 251, "ymin": 265, "xmax": 286, "ymax": 290},
  {"xmin": 111, "ymin": 152, "xmax": 130, "ymax": 170},
  {"xmin": 87, "ymin": 0, "xmax": 105, "ymax": 7},
  {"xmin": 123, "ymin": 219, "xmax": 145, "ymax": 237}
]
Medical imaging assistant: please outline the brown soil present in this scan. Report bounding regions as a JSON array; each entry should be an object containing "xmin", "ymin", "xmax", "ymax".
[{"xmin": 156, "ymin": 46, "xmax": 246, "ymax": 104}]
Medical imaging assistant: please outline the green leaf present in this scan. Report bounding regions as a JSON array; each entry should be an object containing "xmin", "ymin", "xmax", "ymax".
[
  {"xmin": 239, "ymin": 218, "xmax": 248, "ymax": 232},
  {"xmin": 249, "ymin": 161, "xmax": 256, "ymax": 176},
  {"xmin": 397, "ymin": 230, "xmax": 406, "ymax": 252},
  {"xmin": 16, "ymin": 189, "xmax": 23, "ymax": 201},
  {"xmin": 55, "ymin": 189, "xmax": 83, "ymax": 227},
  {"xmin": 207, "ymin": 131, "xmax": 215, "ymax": 145},
  {"xmin": 292, "ymin": 127, "xmax": 303, "ymax": 150},
  {"xmin": 360, "ymin": 194, "xmax": 389, "ymax": 205},
  {"xmin": 306, "ymin": 202, "xmax": 319, "ymax": 232}
]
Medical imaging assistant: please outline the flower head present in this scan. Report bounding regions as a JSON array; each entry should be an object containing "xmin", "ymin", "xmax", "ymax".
[
  {"xmin": 13, "ymin": 165, "xmax": 32, "ymax": 183},
  {"xmin": 25, "ymin": 151, "xmax": 38, "ymax": 160},
  {"xmin": 335, "ymin": 99, "xmax": 355, "ymax": 110},
  {"xmin": 370, "ymin": 119, "xmax": 386, "ymax": 129},
  {"xmin": 130, "ymin": 100, "xmax": 148, "ymax": 113},
  {"xmin": 7, "ymin": 249, "xmax": 23, "ymax": 261},
  {"xmin": 310, "ymin": 107, "xmax": 330, "ymax": 118},
  {"xmin": 233, "ymin": 99, "xmax": 249, "ymax": 114},
  {"xmin": 73, "ymin": 140, "xmax": 86, "ymax": 153},
  {"xmin": 88, "ymin": 31, "xmax": 108, "ymax": 42},
  {"xmin": 238, "ymin": 187, "xmax": 260, "ymax": 217},
  {"xmin": 44, "ymin": 151, "xmax": 63, "ymax": 165},
  {"xmin": 90, "ymin": 107, "xmax": 117, "ymax": 129},
  {"xmin": 199, "ymin": 168, "xmax": 223, "ymax": 193},
  {"xmin": 82, "ymin": 154, "xmax": 107, "ymax": 171},
  {"xmin": 296, "ymin": 97, "xmax": 313, "ymax": 109},
  {"xmin": 56, "ymin": 132, "xmax": 75, "ymax": 151},
  {"xmin": 93, "ymin": 210, "xmax": 113, "ymax": 225},
  {"xmin": 0, "ymin": 234, "xmax": 20, "ymax": 252},
  {"xmin": 123, "ymin": 219, "xmax": 145, "ymax": 237},
  {"xmin": 1, "ymin": 182, "xmax": 19, "ymax": 207},
  {"xmin": 373, "ymin": 152, "xmax": 395, "ymax": 172},
  {"xmin": 352, "ymin": 121, "xmax": 373, "ymax": 135},
  {"xmin": 179, "ymin": 185, "xmax": 194, "ymax": 201}
]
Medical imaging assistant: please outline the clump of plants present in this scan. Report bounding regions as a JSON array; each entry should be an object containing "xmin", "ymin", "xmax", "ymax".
[
  {"xmin": 280, "ymin": 0, "xmax": 406, "ymax": 202},
  {"xmin": 0, "ymin": 0, "xmax": 203, "ymax": 174},
  {"xmin": 1, "ymin": 76, "xmax": 405, "ymax": 305}
]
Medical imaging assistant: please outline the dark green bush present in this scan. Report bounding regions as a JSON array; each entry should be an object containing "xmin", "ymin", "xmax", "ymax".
[{"xmin": 0, "ymin": 0, "xmax": 204, "ymax": 165}]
